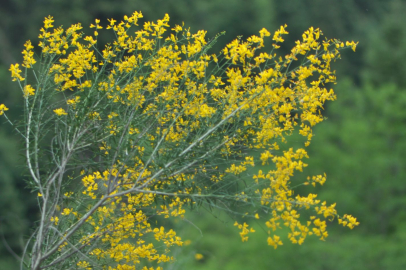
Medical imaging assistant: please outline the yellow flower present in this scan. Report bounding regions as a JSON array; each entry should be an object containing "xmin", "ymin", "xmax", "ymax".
[
  {"xmin": 267, "ymin": 235, "xmax": 283, "ymax": 249},
  {"xmin": 62, "ymin": 208, "xmax": 72, "ymax": 216},
  {"xmin": 43, "ymin": 15, "xmax": 54, "ymax": 29},
  {"xmin": 9, "ymin": 64, "xmax": 24, "ymax": 81},
  {"xmin": 53, "ymin": 108, "xmax": 68, "ymax": 116},
  {"xmin": 259, "ymin": 28, "xmax": 271, "ymax": 38},
  {"xmin": 184, "ymin": 239, "xmax": 191, "ymax": 246},
  {"xmin": 23, "ymin": 85, "xmax": 35, "ymax": 98},
  {"xmin": 67, "ymin": 96, "xmax": 80, "ymax": 108},
  {"xmin": 50, "ymin": 216, "xmax": 59, "ymax": 225},
  {"xmin": 195, "ymin": 253, "xmax": 204, "ymax": 260},
  {"xmin": 0, "ymin": 104, "xmax": 9, "ymax": 116},
  {"xmin": 77, "ymin": 261, "xmax": 91, "ymax": 269},
  {"xmin": 22, "ymin": 40, "xmax": 36, "ymax": 68},
  {"xmin": 346, "ymin": 40, "xmax": 358, "ymax": 52}
]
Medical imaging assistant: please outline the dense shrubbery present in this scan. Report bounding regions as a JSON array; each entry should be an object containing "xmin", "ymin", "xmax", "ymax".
[{"xmin": 1, "ymin": 12, "xmax": 358, "ymax": 269}]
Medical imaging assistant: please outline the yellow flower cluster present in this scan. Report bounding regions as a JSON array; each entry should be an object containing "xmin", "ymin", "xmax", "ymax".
[
  {"xmin": 23, "ymin": 85, "xmax": 35, "ymax": 98},
  {"xmin": 53, "ymin": 108, "xmax": 67, "ymax": 116},
  {"xmin": 339, "ymin": 214, "xmax": 360, "ymax": 229},
  {"xmin": 234, "ymin": 221, "xmax": 256, "ymax": 242},
  {"xmin": 8, "ymin": 11, "xmax": 359, "ymax": 269},
  {"xmin": 9, "ymin": 63, "xmax": 24, "ymax": 81}
]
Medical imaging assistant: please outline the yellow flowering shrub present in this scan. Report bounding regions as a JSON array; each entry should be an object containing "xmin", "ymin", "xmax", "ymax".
[{"xmin": 2, "ymin": 11, "xmax": 359, "ymax": 269}]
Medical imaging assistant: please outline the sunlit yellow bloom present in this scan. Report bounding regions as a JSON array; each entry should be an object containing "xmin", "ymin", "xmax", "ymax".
[
  {"xmin": 22, "ymin": 40, "xmax": 36, "ymax": 68},
  {"xmin": 44, "ymin": 15, "xmax": 54, "ymax": 29},
  {"xmin": 0, "ymin": 104, "xmax": 8, "ymax": 116},
  {"xmin": 61, "ymin": 208, "xmax": 72, "ymax": 216},
  {"xmin": 259, "ymin": 28, "xmax": 271, "ymax": 38},
  {"xmin": 346, "ymin": 40, "xmax": 358, "ymax": 51},
  {"xmin": 9, "ymin": 64, "xmax": 24, "ymax": 81},
  {"xmin": 23, "ymin": 85, "xmax": 35, "ymax": 98},
  {"xmin": 53, "ymin": 108, "xmax": 68, "ymax": 116},
  {"xmin": 195, "ymin": 253, "xmax": 204, "ymax": 260}
]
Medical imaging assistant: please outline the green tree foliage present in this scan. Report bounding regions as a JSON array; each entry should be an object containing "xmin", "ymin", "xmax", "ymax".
[
  {"xmin": 0, "ymin": 131, "xmax": 27, "ymax": 269},
  {"xmin": 302, "ymin": 80, "xmax": 406, "ymax": 268},
  {"xmin": 308, "ymin": 80, "xmax": 406, "ymax": 236},
  {"xmin": 362, "ymin": 0, "xmax": 406, "ymax": 87}
]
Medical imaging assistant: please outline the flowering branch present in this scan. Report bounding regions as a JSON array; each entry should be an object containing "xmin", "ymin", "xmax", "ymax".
[{"xmin": 1, "ymin": 12, "xmax": 359, "ymax": 270}]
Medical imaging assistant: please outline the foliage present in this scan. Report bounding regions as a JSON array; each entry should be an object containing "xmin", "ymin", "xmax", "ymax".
[
  {"xmin": 1, "ymin": 11, "xmax": 358, "ymax": 270},
  {"xmin": 361, "ymin": 0, "xmax": 406, "ymax": 87},
  {"xmin": 306, "ymin": 80, "xmax": 406, "ymax": 236},
  {"xmin": 167, "ymin": 80, "xmax": 406, "ymax": 270},
  {"xmin": 162, "ymin": 211, "xmax": 406, "ymax": 270},
  {"xmin": 0, "ymin": 129, "xmax": 28, "ymax": 269}
]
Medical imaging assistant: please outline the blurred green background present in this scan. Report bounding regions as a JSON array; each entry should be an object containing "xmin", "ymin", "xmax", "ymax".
[{"xmin": 1, "ymin": 0, "xmax": 406, "ymax": 269}]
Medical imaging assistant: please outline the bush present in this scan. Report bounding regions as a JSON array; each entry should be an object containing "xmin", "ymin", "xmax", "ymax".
[{"xmin": 1, "ymin": 12, "xmax": 358, "ymax": 269}]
